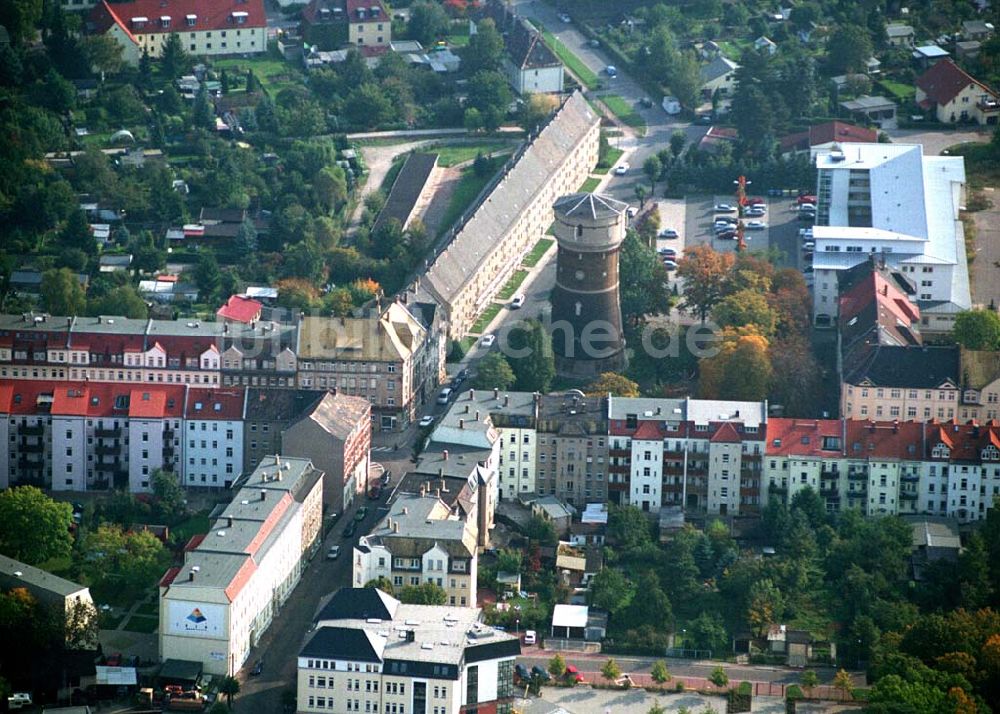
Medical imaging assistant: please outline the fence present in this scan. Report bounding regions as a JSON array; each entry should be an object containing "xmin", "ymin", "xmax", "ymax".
[{"xmin": 664, "ymin": 647, "xmax": 713, "ymax": 659}]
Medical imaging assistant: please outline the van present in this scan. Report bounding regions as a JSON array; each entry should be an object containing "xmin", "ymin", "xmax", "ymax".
[
  {"xmin": 436, "ymin": 387, "xmax": 453, "ymax": 405},
  {"xmin": 524, "ymin": 630, "xmax": 537, "ymax": 645}
]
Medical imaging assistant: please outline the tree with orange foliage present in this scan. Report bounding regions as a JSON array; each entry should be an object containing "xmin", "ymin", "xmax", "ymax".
[
  {"xmin": 676, "ymin": 245, "xmax": 734, "ymax": 323},
  {"xmin": 698, "ymin": 327, "xmax": 772, "ymax": 401}
]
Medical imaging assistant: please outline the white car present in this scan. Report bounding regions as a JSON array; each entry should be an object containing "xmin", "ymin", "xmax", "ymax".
[
  {"xmin": 558, "ymin": 12, "xmax": 571, "ymax": 23},
  {"xmin": 480, "ymin": 334, "xmax": 496, "ymax": 347},
  {"xmin": 614, "ymin": 162, "xmax": 629, "ymax": 176},
  {"xmin": 799, "ymin": 203, "xmax": 816, "ymax": 213},
  {"xmin": 659, "ymin": 228, "xmax": 679, "ymax": 238},
  {"xmin": 418, "ymin": 415, "xmax": 435, "ymax": 428},
  {"xmin": 658, "ymin": 247, "xmax": 678, "ymax": 258},
  {"xmin": 713, "ymin": 218, "xmax": 737, "ymax": 227},
  {"xmin": 510, "ymin": 294, "xmax": 525, "ymax": 309},
  {"xmin": 745, "ymin": 221, "xmax": 768, "ymax": 230},
  {"xmin": 662, "ymin": 259, "xmax": 678, "ymax": 270},
  {"xmin": 714, "ymin": 203, "xmax": 737, "ymax": 213},
  {"xmin": 799, "ymin": 228, "xmax": 813, "ymax": 237},
  {"xmin": 746, "ymin": 206, "xmax": 766, "ymax": 217},
  {"xmin": 802, "ymin": 241, "xmax": 815, "ymax": 250},
  {"xmin": 524, "ymin": 630, "xmax": 537, "ymax": 645},
  {"xmin": 8, "ymin": 694, "xmax": 32, "ymax": 710},
  {"xmin": 327, "ymin": 545, "xmax": 341, "ymax": 560}
]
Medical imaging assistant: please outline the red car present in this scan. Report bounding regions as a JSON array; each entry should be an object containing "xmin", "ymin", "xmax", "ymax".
[
  {"xmin": 747, "ymin": 197, "xmax": 765, "ymax": 206},
  {"xmin": 797, "ymin": 194, "xmax": 817, "ymax": 205}
]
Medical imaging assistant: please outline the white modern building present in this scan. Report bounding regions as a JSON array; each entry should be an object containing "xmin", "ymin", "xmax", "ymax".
[
  {"xmin": 159, "ymin": 456, "xmax": 323, "ymax": 675},
  {"xmin": 810, "ymin": 143, "xmax": 970, "ymax": 329},
  {"xmin": 297, "ymin": 588, "xmax": 520, "ymax": 714}
]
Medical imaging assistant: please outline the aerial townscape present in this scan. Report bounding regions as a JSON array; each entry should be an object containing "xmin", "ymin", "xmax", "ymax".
[{"xmin": 4, "ymin": 0, "xmax": 1000, "ymax": 713}]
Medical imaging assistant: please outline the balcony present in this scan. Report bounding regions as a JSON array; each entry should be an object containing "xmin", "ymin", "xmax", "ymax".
[
  {"xmin": 94, "ymin": 460, "xmax": 122, "ymax": 472},
  {"xmin": 847, "ymin": 485, "xmax": 868, "ymax": 497},
  {"xmin": 19, "ymin": 442, "xmax": 45, "ymax": 453},
  {"xmin": 820, "ymin": 468, "xmax": 839, "ymax": 478},
  {"xmin": 820, "ymin": 485, "xmax": 839, "ymax": 496},
  {"xmin": 94, "ymin": 427, "xmax": 121, "ymax": 438},
  {"xmin": 20, "ymin": 424, "xmax": 45, "ymax": 436},
  {"xmin": 978, "ymin": 98, "xmax": 999, "ymax": 113},
  {"xmin": 163, "ymin": 427, "xmax": 175, "ymax": 440},
  {"xmin": 609, "ymin": 463, "xmax": 628, "ymax": 474},
  {"xmin": 848, "ymin": 470, "xmax": 868, "ymax": 481},
  {"xmin": 88, "ymin": 478, "xmax": 111, "ymax": 491},
  {"xmin": 900, "ymin": 491, "xmax": 918, "ymax": 501},
  {"xmin": 609, "ymin": 447, "xmax": 629, "ymax": 457},
  {"xmin": 769, "ymin": 484, "xmax": 788, "ymax": 495},
  {"xmin": 901, "ymin": 473, "xmax": 919, "ymax": 483},
  {"xmin": 163, "ymin": 445, "xmax": 176, "ymax": 459},
  {"xmin": 95, "ymin": 444, "xmax": 121, "ymax": 456}
]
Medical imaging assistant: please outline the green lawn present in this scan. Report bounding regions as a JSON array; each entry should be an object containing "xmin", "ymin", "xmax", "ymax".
[
  {"xmin": 596, "ymin": 146, "xmax": 625, "ymax": 173},
  {"xmin": 579, "ymin": 176, "xmax": 601, "ymax": 193},
  {"xmin": 99, "ymin": 612, "xmax": 125, "ymax": 630},
  {"xmin": 522, "ymin": 238, "xmax": 554, "ymax": 267},
  {"xmin": 447, "ymin": 33, "xmax": 470, "ymax": 48},
  {"xmin": 532, "ymin": 22, "xmax": 600, "ymax": 90},
  {"xmin": 212, "ymin": 56, "xmax": 304, "ymax": 95},
  {"xmin": 122, "ymin": 615, "xmax": 159, "ymax": 634},
  {"xmin": 497, "ymin": 270, "xmax": 529, "ymax": 300},
  {"xmin": 437, "ymin": 164, "xmax": 502, "ymax": 238},
  {"xmin": 470, "ymin": 303, "xmax": 503, "ymax": 335},
  {"xmin": 432, "ymin": 142, "xmax": 517, "ymax": 168},
  {"xmin": 601, "ymin": 95, "xmax": 647, "ymax": 134},
  {"xmin": 878, "ymin": 79, "xmax": 915, "ymax": 102}
]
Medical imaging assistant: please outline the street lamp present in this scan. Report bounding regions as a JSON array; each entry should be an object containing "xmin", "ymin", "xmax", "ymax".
[{"xmin": 515, "ymin": 618, "xmax": 520, "ymax": 635}]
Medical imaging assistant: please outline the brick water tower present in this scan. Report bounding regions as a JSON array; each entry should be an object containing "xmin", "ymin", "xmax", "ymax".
[{"xmin": 549, "ymin": 192, "xmax": 628, "ymax": 378}]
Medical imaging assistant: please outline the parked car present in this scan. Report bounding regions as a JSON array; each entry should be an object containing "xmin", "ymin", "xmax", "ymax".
[
  {"xmin": 745, "ymin": 220, "xmax": 767, "ymax": 230},
  {"xmin": 8, "ymin": 693, "xmax": 32, "ymax": 710},
  {"xmin": 714, "ymin": 224, "xmax": 737, "ymax": 234},
  {"xmin": 515, "ymin": 664, "xmax": 530, "ymax": 681},
  {"xmin": 747, "ymin": 197, "xmax": 766, "ymax": 206},
  {"xmin": 250, "ymin": 660, "xmax": 264, "ymax": 676},
  {"xmin": 531, "ymin": 666, "xmax": 551, "ymax": 682},
  {"xmin": 510, "ymin": 294, "xmax": 525, "ymax": 309},
  {"xmin": 524, "ymin": 630, "xmax": 536, "ymax": 645},
  {"xmin": 658, "ymin": 247, "xmax": 678, "ymax": 258},
  {"xmin": 342, "ymin": 520, "xmax": 357, "ymax": 538},
  {"xmin": 626, "ymin": 206, "xmax": 638, "ymax": 218},
  {"xmin": 355, "ymin": 506, "xmax": 368, "ymax": 521},
  {"xmin": 799, "ymin": 228, "xmax": 813, "ymax": 238},
  {"xmin": 714, "ymin": 203, "xmax": 737, "ymax": 213},
  {"xmin": 587, "ymin": 38, "xmax": 600, "ymax": 47},
  {"xmin": 436, "ymin": 387, "xmax": 453, "ymax": 404},
  {"xmin": 605, "ymin": 65, "xmax": 617, "ymax": 78},
  {"xmin": 746, "ymin": 206, "xmax": 766, "ymax": 217},
  {"xmin": 326, "ymin": 545, "xmax": 341, "ymax": 560},
  {"xmin": 802, "ymin": 241, "xmax": 815, "ymax": 250},
  {"xmin": 695, "ymin": 113, "xmax": 713, "ymax": 124},
  {"xmin": 798, "ymin": 211, "xmax": 816, "ymax": 222},
  {"xmin": 659, "ymin": 228, "xmax": 679, "ymax": 238},
  {"xmin": 367, "ymin": 485, "xmax": 381, "ymax": 500},
  {"xmin": 798, "ymin": 203, "xmax": 816, "ymax": 212},
  {"xmin": 662, "ymin": 259, "xmax": 678, "ymax": 270},
  {"xmin": 797, "ymin": 194, "xmax": 817, "ymax": 205},
  {"xmin": 716, "ymin": 230, "xmax": 737, "ymax": 240},
  {"xmin": 419, "ymin": 415, "xmax": 435, "ymax": 428},
  {"xmin": 614, "ymin": 162, "xmax": 629, "ymax": 175},
  {"xmin": 640, "ymin": 97, "xmax": 653, "ymax": 108},
  {"xmin": 480, "ymin": 334, "xmax": 496, "ymax": 348}
]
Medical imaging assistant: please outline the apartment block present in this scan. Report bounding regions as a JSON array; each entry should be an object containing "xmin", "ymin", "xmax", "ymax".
[
  {"xmin": 159, "ymin": 455, "xmax": 323, "ymax": 675},
  {"xmin": 811, "ymin": 143, "xmax": 969, "ymax": 332},
  {"xmin": 354, "ymin": 494, "xmax": 480, "ymax": 607},
  {"xmin": 418, "ymin": 92, "xmax": 600, "ymax": 340},
  {"xmin": 297, "ymin": 588, "xmax": 519, "ymax": 714},
  {"xmin": 763, "ymin": 418, "xmax": 1000, "ymax": 523},
  {"xmin": 297, "ymin": 303, "xmax": 430, "ymax": 432},
  {"xmin": 242, "ymin": 389, "xmax": 326, "ymax": 472},
  {"xmin": 534, "ymin": 393, "xmax": 609, "ymax": 508},
  {"xmin": 608, "ymin": 397, "xmax": 767, "ymax": 516},
  {"xmin": 0, "ymin": 381, "xmax": 246, "ymax": 492},
  {"xmin": 88, "ymin": 0, "xmax": 267, "ymax": 66}
]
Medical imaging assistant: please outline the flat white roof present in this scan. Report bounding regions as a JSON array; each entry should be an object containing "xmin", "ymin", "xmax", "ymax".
[
  {"xmin": 552, "ymin": 604, "xmax": 589, "ymax": 629},
  {"xmin": 811, "ymin": 225, "xmax": 926, "ymax": 242}
]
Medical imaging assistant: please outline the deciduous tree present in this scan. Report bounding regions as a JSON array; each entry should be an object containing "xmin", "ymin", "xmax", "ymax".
[
  {"xmin": 651, "ymin": 660, "xmax": 671, "ymax": 683},
  {"xmin": 41, "ymin": 268, "xmax": 86, "ymax": 316},
  {"xmin": 472, "ymin": 352, "xmax": 516, "ymax": 391},
  {"xmin": 699, "ymin": 329, "xmax": 773, "ymax": 401},
  {"xmin": 585, "ymin": 372, "xmax": 640, "ymax": 397},
  {"xmin": 408, "ymin": 2, "xmax": 450, "ymax": 46},
  {"xmin": 0, "ymin": 487, "xmax": 74, "ymax": 565},
  {"xmin": 953, "ymin": 309, "xmax": 1000, "ymax": 351},
  {"xmin": 709, "ymin": 666, "xmax": 729, "ymax": 688},
  {"xmin": 81, "ymin": 525, "xmax": 170, "ymax": 600},
  {"xmin": 463, "ymin": 18, "xmax": 504, "ymax": 74},
  {"xmin": 508, "ymin": 319, "xmax": 554, "ymax": 393},
  {"xmin": 620, "ymin": 231, "xmax": 671, "ymax": 324},
  {"xmin": 714, "ymin": 289, "xmax": 778, "ymax": 337},
  {"xmin": 398, "ymin": 582, "xmax": 448, "ymax": 605},
  {"xmin": 676, "ymin": 245, "xmax": 734, "ymax": 322}
]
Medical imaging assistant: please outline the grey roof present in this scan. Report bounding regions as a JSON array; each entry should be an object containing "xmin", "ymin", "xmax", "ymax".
[
  {"xmin": 886, "ymin": 23, "xmax": 914, "ymax": 37},
  {"xmin": 308, "ymin": 588, "xmax": 517, "ymax": 666},
  {"xmin": 907, "ymin": 517, "xmax": 961, "ymax": 549},
  {"xmin": 244, "ymin": 389, "xmax": 324, "ymax": 422},
  {"xmin": 361, "ymin": 493, "xmax": 477, "ymax": 558},
  {"xmin": 314, "ymin": 586, "xmax": 399, "ymax": 622},
  {"xmin": 423, "ymin": 92, "xmax": 599, "ymax": 308},
  {"xmin": 840, "ymin": 95, "xmax": 897, "ymax": 111},
  {"xmin": 844, "ymin": 344, "xmax": 960, "ymax": 388},
  {"xmin": 373, "ymin": 152, "xmax": 438, "ymax": 235},
  {"xmin": 700, "ymin": 55, "xmax": 738, "ymax": 84},
  {"xmin": 0, "ymin": 554, "xmax": 89, "ymax": 599},
  {"xmin": 292, "ymin": 391, "xmax": 370, "ymax": 441},
  {"xmin": 553, "ymin": 193, "xmax": 628, "ymax": 220}
]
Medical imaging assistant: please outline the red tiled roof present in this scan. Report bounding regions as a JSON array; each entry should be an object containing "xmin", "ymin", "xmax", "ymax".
[
  {"xmin": 924, "ymin": 419, "xmax": 1000, "ymax": 461},
  {"xmin": 765, "ymin": 418, "xmax": 844, "ymax": 456},
  {"xmin": 158, "ymin": 566, "xmax": 181, "ymax": 588},
  {"xmin": 779, "ymin": 121, "xmax": 876, "ymax": 153},
  {"xmin": 225, "ymin": 557, "xmax": 258, "ymax": 601},
  {"xmin": 710, "ymin": 421, "xmax": 742, "ymax": 443},
  {"xmin": 90, "ymin": 0, "xmax": 266, "ymax": 35},
  {"xmin": 184, "ymin": 534, "xmax": 207, "ymax": 551},
  {"xmin": 89, "ymin": 1, "xmax": 140, "ymax": 45},
  {"xmin": 844, "ymin": 420, "xmax": 923, "ymax": 459},
  {"xmin": 216, "ymin": 295, "xmax": 262, "ymax": 324},
  {"xmin": 51, "ymin": 386, "xmax": 93, "ymax": 417},
  {"xmin": 129, "ymin": 389, "xmax": 168, "ymax": 418},
  {"xmin": 186, "ymin": 387, "xmax": 245, "ymax": 419},
  {"xmin": 916, "ymin": 58, "xmax": 997, "ymax": 106},
  {"xmin": 632, "ymin": 420, "xmax": 664, "ymax": 441},
  {"xmin": 2, "ymin": 381, "xmax": 187, "ymax": 419}
]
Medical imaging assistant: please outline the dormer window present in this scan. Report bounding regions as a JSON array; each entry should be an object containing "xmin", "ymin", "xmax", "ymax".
[
  {"xmin": 160, "ymin": 15, "xmax": 171, "ymax": 28},
  {"xmin": 186, "ymin": 14, "xmax": 197, "ymax": 26},
  {"xmin": 232, "ymin": 11, "xmax": 248, "ymax": 24},
  {"xmin": 131, "ymin": 16, "xmax": 148, "ymax": 28}
]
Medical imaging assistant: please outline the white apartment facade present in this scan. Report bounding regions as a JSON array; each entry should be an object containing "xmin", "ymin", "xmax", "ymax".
[
  {"xmin": 810, "ymin": 143, "xmax": 970, "ymax": 329},
  {"xmin": 159, "ymin": 456, "xmax": 323, "ymax": 675}
]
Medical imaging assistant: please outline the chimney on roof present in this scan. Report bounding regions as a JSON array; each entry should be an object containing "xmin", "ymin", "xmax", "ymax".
[
  {"xmin": 435, "ymin": 488, "xmax": 441, "ymax": 498},
  {"xmin": 469, "ymin": 389, "xmax": 475, "ymax": 400},
  {"xmin": 420, "ymin": 484, "xmax": 426, "ymax": 497},
  {"xmin": 459, "ymin": 419, "xmax": 464, "ymax": 429},
  {"xmin": 440, "ymin": 478, "xmax": 446, "ymax": 493},
  {"xmin": 189, "ymin": 571, "xmax": 194, "ymax": 582},
  {"xmin": 227, "ymin": 516, "xmax": 233, "ymax": 527},
  {"xmin": 402, "ymin": 506, "xmax": 408, "ymax": 515},
  {"xmin": 475, "ymin": 410, "xmax": 480, "ymax": 421},
  {"xmin": 465, "ymin": 405, "xmax": 470, "ymax": 414},
  {"xmin": 893, "ymin": 420, "xmax": 899, "ymax": 433},
  {"xmin": 393, "ymin": 521, "xmax": 399, "ymax": 533},
  {"xmin": 494, "ymin": 388, "xmax": 499, "ymax": 399},
  {"xmin": 443, "ymin": 449, "xmax": 449, "ymax": 460},
  {"xmin": 504, "ymin": 395, "xmax": 509, "ymax": 407},
  {"xmin": 260, "ymin": 489, "xmax": 267, "ymax": 501},
  {"xmin": 425, "ymin": 480, "xmax": 432, "ymax": 493},
  {"xmin": 387, "ymin": 517, "xmax": 393, "ymax": 530}
]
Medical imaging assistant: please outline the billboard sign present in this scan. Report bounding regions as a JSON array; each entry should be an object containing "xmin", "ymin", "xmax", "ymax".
[{"xmin": 166, "ymin": 601, "xmax": 226, "ymax": 639}]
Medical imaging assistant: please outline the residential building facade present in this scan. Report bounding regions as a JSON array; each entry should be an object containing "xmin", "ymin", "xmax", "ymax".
[
  {"xmin": 88, "ymin": 0, "xmax": 267, "ymax": 63},
  {"xmin": 354, "ymin": 494, "xmax": 480, "ymax": 607},
  {"xmin": 915, "ymin": 58, "xmax": 1000, "ymax": 125},
  {"xmin": 159, "ymin": 455, "xmax": 323, "ymax": 675},
  {"xmin": 297, "ymin": 588, "xmax": 519, "ymax": 714},
  {"xmin": 418, "ymin": 92, "xmax": 600, "ymax": 340},
  {"xmin": 486, "ymin": 1, "xmax": 564, "ymax": 94}
]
